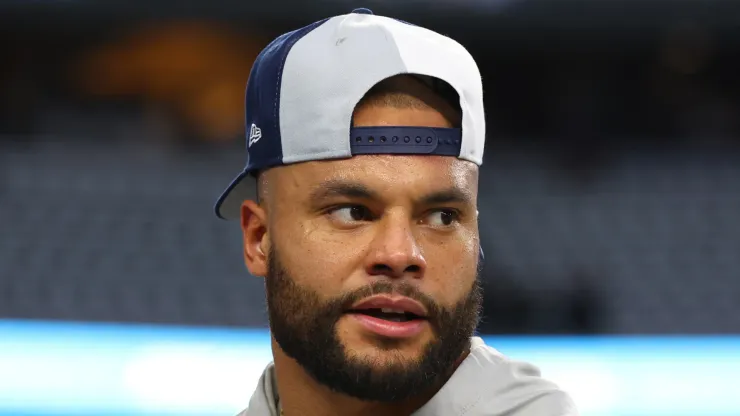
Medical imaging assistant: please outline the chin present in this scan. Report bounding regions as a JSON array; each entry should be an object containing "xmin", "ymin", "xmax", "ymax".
[{"xmin": 344, "ymin": 344, "xmax": 427, "ymax": 374}]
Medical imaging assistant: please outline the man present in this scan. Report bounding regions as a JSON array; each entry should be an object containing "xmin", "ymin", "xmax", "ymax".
[{"xmin": 215, "ymin": 8, "xmax": 579, "ymax": 416}]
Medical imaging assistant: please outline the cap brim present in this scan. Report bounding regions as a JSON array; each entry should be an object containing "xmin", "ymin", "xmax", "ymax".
[{"xmin": 214, "ymin": 170, "xmax": 254, "ymax": 220}]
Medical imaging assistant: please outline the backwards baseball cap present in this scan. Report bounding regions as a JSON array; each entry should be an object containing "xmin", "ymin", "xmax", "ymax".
[{"xmin": 214, "ymin": 7, "xmax": 485, "ymax": 220}]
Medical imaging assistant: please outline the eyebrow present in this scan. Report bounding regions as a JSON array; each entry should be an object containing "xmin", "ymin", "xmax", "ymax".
[
  {"xmin": 309, "ymin": 180, "xmax": 380, "ymax": 203},
  {"xmin": 308, "ymin": 179, "xmax": 473, "ymax": 207},
  {"xmin": 418, "ymin": 188, "xmax": 473, "ymax": 206}
]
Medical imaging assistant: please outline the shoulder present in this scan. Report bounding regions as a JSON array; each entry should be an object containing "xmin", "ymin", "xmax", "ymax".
[
  {"xmin": 414, "ymin": 338, "xmax": 579, "ymax": 416},
  {"xmin": 468, "ymin": 338, "xmax": 580, "ymax": 415},
  {"xmin": 234, "ymin": 362, "xmax": 280, "ymax": 416}
]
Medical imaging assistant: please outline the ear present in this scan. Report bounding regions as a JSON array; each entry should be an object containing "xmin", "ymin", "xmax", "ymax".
[{"xmin": 240, "ymin": 199, "xmax": 269, "ymax": 278}]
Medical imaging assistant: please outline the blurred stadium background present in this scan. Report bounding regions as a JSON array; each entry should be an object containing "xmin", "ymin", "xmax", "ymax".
[{"xmin": 1, "ymin": 1, "xmax": 740, "ymax": 415}]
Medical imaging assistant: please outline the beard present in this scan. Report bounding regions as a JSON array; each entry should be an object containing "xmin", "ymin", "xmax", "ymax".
[{"xmin": 264, "ymin": 248, "xmax": 483, "ymax": 403}]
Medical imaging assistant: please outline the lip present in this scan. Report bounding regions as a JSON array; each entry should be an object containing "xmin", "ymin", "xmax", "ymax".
[
  {"xmin": 348, "ymin": 313, "xmax": 426, "ymax": 339},
  {"xmin": 349, "ymin": 295, "xmax": 428, "ymax": 318}
]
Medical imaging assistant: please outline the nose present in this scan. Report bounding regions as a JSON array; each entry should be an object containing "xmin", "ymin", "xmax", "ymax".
[{"xmin": 364, "ymin": 217, "xmax": 426, "ymax": 279}]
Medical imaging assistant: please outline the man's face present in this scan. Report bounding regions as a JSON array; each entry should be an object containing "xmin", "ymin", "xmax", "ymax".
[{"xmin": 248, "ymin": 103, "xmax": 482, "ymax": 402}]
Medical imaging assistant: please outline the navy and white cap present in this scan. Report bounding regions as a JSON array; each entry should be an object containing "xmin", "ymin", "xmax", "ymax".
[{"xmin": 214, "ymin": 8, "xmax": 486, "ymax": 220}]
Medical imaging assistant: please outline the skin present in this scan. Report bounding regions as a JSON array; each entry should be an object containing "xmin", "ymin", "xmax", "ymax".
[{"xmin": 240, "ymin": 77, "xmax": 481, "ymax": 416}]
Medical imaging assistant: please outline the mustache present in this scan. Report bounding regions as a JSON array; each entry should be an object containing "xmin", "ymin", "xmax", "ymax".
[{"xmin": 327, "ymin": 281, "xmax": 442, "ymax": 321}]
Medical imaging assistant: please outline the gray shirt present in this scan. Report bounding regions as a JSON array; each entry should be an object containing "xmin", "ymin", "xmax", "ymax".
[{"xmin": 237, "ymin": 337, "xmax": 579, "ymax": 416}]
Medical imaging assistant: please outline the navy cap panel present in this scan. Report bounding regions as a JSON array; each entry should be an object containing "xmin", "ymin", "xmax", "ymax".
[
  {"xmin": 243, "ymin": 18, "xmax": 331, "ymax": 175},
  {"xmin": 214, "ymin": 17, "xmax": 330, "ymax": 219}
]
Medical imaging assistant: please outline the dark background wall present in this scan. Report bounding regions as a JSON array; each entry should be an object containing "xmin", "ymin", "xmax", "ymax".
[{"xmin": 1, "ymin": 0, "xmax": 739, "ymax": 335}]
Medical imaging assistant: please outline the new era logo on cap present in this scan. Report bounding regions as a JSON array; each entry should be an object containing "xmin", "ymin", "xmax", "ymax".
[
  {"xmin": 214, "ymin": 7, "xmax": 485, "ymax": 220},
  {"xmin": 248, "ymin": 123, "xmax": 262, "ymax": 147}
]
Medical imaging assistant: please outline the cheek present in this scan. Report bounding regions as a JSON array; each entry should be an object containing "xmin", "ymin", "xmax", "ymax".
[
  {"xmin": 423, "ymin": 243, "xmax": 478, "ymax": 304},
  {"xmin": 271, "ymin": 221, "xmax": 367, "ymax": 293}
]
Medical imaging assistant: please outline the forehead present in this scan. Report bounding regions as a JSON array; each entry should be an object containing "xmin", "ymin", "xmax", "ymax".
[{"xmin": 272, "ymin": 154, "xmax": 478, "ymax": 202}]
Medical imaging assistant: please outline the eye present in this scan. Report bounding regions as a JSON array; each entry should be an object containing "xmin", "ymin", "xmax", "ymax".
[
  {"xmin": 327, "ymin": 205, "xmax": 373, "ymax": 224},
  {"xmin": 425, "ymin": 209, "xmax": 460, "ymax": 227}
]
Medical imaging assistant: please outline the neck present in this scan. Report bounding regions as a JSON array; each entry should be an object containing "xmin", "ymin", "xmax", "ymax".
[{"xmin": 271, "ymin": 337, "xmax": 466, "ymax": 416}]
